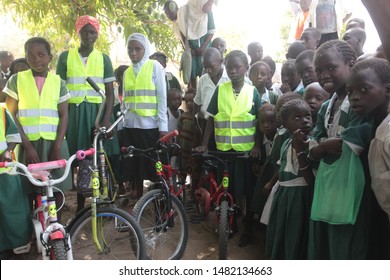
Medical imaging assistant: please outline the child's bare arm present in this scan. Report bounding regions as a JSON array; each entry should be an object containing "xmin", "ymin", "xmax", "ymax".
[{"xmin": 362, "ymin": 0, "xmax": 390, "ymax": 60}]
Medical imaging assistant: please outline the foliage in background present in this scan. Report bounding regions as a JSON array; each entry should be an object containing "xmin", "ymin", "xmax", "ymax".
[{"xmin": 2, "ymin": 0, "xmax": 181, "ymax": 64}]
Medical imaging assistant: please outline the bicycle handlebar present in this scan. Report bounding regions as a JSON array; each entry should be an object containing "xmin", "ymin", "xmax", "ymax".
[
  {"xmin": 158, "ymin": 130, "xmax": 178, "ymax": 143},
  {"xmin": 0, "ymin": 148, "xmax": 95, "ymax": 187},
  {"xmin": 86, "ymin": 77, "xmax": 101, "ymax": 93}
]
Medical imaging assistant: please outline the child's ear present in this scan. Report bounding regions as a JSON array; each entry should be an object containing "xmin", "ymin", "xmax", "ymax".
[
  {"xmin": 347, "ymin": 59, "xmax": 355, "ymax": 69},
  {"xmin": 385, "ymin": 83, "xmax": 390, "ymax": 97}
]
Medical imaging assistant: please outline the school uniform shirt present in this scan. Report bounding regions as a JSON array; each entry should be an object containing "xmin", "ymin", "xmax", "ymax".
[
  {"xmin": 194, "ymin": 65, "xmax": 229, "ymax": 120},
  {"xmin": 368, "ymin": 113, "xmax": 390, "ymax": 222}
]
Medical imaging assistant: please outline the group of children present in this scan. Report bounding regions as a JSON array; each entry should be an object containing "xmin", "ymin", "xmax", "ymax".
[{"xmin": 1, "ymin": 1, "xmax": 390, "ymax": 261}]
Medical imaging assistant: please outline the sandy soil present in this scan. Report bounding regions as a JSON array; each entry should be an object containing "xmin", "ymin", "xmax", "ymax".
[{"xmin": 7, "ymin": 188, "xmax": 266, "ymax": 260}]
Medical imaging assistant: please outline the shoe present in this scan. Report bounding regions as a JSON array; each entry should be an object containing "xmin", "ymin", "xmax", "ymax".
[{"xmin": 238, "ymin": 232, "xmax": 253, "ymax": 247}]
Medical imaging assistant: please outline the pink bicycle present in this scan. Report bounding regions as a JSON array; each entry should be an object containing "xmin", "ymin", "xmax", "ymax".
[{"xmin": 0, "ymin": 148, "xmax": 94, "ymax": 260}]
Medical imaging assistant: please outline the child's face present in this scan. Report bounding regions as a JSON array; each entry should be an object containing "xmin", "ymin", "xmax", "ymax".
[
  {"xmin": 250, "ymin": 64, "xmax": 270, "ymax": 89},
  {"xmin": 301, "ymin": 31, "xmax": 317, "ymax": 50},
  {"xmin": 13, "ymin": 62, "xmax": 30, "ymax": 74},
  {"xmin": 203, "ymin": 55, "xmax": 223, "ymax": 79},
  {"xmin": 315, "ymin": 49, "xmax": 352, "ymax": 94},
  {"xmin": 281, "ymin": 64, "xmax": 300, "ymax": 90},
  {"xmin": 283, "ymin": 104, "xmax": 312, "ymax": 136},
  {"xmin": 26, "ymin": 42, "xmax": 51, "ymax": 75},
  {"xmin": 259, "ymin": 110, "xmax": 278, "ymax": 139},
  {"xmin": 127, "ymin": 40, "xmax": 145, "ymax": 64},
  {"xmin": 304, "ymin": 87, "xmax": 328, "ymax": 118},
  {"xmin": 79, "ymin": 24, "xmax": 98, "ymax": 48},
  {"xmin": 212, "ymin": 39, "xmax": 226, "ymax": 57},
  {"xmin": 168, "ymin": 91, "xmax": 182, "ymax": 111},
  {"xmin": 185, "ymin": 93, "xmax": 195, "ymax": 112},
  {"xmin": 226, "ymin": 56, "xmax": 248, "ymax": 84},
  {"xmin": 295, "ymin": 58, "xmax": 317, "ymax": 88},
  {"xmin": 347, "ymin": 68, "xmax": 390, "ymax": 117},
  {"xmin": 248, "ymin": 44, "xmax": 263, "ymax": 62}
]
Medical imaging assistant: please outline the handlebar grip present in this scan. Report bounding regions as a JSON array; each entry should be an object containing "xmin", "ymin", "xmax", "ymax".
[
  {"xmin": 28, "ymin": 160, "xmax": 67, "ymax": 173},
  {"xmin": 76, "ymin": 148, "xmax": 95, "ymax": 160},
  {"xmin": 86, "ymin": 77, "xmax": 101, "ymax": 92},
  {"xmin": 121, "ymin": 146, "xmax": 136, "ymax": 154},
  {"xmin": 158, "ymin": 130, "xmax": 178, "ymax": 143},
  {"xmin": 0, "ymin": 162, "xmax": 6, "ymax": 168}
]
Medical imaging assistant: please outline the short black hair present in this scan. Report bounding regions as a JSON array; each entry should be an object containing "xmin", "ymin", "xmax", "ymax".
[
  {"xmin": 261, "ymin": 56, "xmax": 276, "ymax": 76},
  {"xmin": 249, "ymin": 61, "xmax": 271, "ymax": 77},
  {"xmin": 315, "ymin": 39, "xmax": 356, "ymax": 66},
  {"xmin": 286, "ymin": 41, "xmax": 306, "ymax": 59},
  {"xmin": 24, "ymin": 37, "xmax": 52, "ymax": 56},
  {"xmin": 295, "ymin": 50, "xmax": 315, "ymax": 65},
  {"xmin": 225, "ymin": 50, "xmax": 249, "ymax": 68},
  {"xmin": 276, "ymin": 92, "xmax": 302, "ymax": 112},
  {"xmin": 280, "ymin": 99, "xmax": 310, "ymax": 122},
  {"xmin": 9, "ymin": 58, "xmax": 29, "ymax": 75},
  {"xmin": 351, "ymin": 58, "xmax": 390, "ymax": 85}
]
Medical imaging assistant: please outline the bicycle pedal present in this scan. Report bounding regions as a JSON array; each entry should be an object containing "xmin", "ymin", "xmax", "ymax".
[
  {"xmin": 13, "ymin": 243, "xmax": 31, "ymax": 254},
  {"xmin": 190, "ymin": 214, "xmax": 204, "ymax": 224},
  {"xmin": 185, "ymin": 203, "xmax": 196, "ymax": 213}
]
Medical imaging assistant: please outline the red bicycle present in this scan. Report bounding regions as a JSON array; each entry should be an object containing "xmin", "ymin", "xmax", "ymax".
[{"xmin": 192, "ymin": 150, "xmax": 247, "ymax": 259}]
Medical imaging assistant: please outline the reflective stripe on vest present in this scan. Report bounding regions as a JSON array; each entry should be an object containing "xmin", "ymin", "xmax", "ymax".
[
  {"xmin": 0, "ymin": 108, "xmax": 7, "ymax": 152},
  {"xmin": 123, "ymin": 60, "xmax": 157, "ymax": 117},
  {"xmin": 17, "ymin": 70, "xmax": 60, "ymax": 141},
  {"xmin": 214, "ymin": 82, "xmax": 256, "ymax": 151},
  {"xmin": 66, "ymin": 48, "xmax": 104, "ymax": 104}
]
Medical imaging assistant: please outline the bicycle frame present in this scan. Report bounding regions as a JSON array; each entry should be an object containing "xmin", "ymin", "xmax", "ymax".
[{"xmin": 0, "ymin": 149, "xmax": 94, "ymax": 259}]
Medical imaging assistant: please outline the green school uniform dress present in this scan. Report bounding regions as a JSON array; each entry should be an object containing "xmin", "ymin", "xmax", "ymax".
[
  {"xmin": 266, "ymin": 139, "xmax": 314, "ymax": 259},
  {"xmin": 308, "ymin": 93, "xmax": 375, "ymax": 259},
  {"xmin": 0, "ymin": 108, "xmax": 32, "ymax": 251}
]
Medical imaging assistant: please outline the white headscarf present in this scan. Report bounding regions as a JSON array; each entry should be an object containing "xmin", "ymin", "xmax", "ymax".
[{"xmin": 127, "ymin": 33, "xmax": 151, "ymax": 72}]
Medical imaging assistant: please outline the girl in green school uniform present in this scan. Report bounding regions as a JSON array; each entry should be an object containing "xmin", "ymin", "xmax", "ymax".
[
  {"xmin": 0, "ymin": 107, "xmax": 31, "ymax": 257},
  {"xmin": 4, "ymin": 37, "xmax": 71, "ymax": 223},
  {"xmin": 265, "ymin": 99, "xmax": 315, "ymax": 259},
  {"xmin": 308, "ymin": 40, "xmax": 374, "ymax": 259}
]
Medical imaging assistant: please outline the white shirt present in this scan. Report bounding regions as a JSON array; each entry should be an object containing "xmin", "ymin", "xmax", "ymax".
[
  {"xmin": 368, "ymin": 114, "xmax": 390, "ymax": 222},
  {"xmin": 194, "ymin": 66, "xmax": 229, "ymax": 120}
]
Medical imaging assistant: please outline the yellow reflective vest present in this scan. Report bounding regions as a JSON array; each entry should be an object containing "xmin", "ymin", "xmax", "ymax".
[
  {"xmin": 17, "ymin": 70, "xmax": 60, "ymax": 141},
  {"xmin": 123, "ymin": 60, "xmax": 158, "ymax": 117},
  {"xmin": 0, "ymin": 107, "xmax": 7, "ymax": 153},
  {"xmin": 214, "ymin": 82, "xmax": 256, "ymax": 151},
  {"xmin": 66, "ymin": 48, "xmax": 104, "ymax": 104}
]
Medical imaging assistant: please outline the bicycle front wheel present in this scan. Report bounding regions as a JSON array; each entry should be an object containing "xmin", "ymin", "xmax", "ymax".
[
  {"xmin": 133, "ymin": 189, "xmax": 188, "ymax": 260},
  {"xmin": 218, "ymin": 200, "xmax": 229, "ymax": 260},
  {"xmin": 51, "ymin": 239, "xmax": 68, "ymax": 260},
  {"xmin": 69, "ymin": 207, "xmax": 146, "ymax": 260}
]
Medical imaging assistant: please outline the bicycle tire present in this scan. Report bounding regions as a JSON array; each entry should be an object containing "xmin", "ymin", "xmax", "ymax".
[
  {"xmin": 51, "ymin": 239, "xmax": 68, "ymax": 260},
  {"xmin": 132, "ymin": 189, "xmax": 188, "ymax": 260},
  {"xmin": 218, "ymin": 200, "xmax": 229, "ymax": 260},
  {"xmin": 69, "ymin": 207, "xmax": 146, "ymax": 260}
]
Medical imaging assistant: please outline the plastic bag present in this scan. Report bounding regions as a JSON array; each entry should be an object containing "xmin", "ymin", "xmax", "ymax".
[{"xmin": 310, "ymin": 142, "xmax": 365, "ymax": 225}]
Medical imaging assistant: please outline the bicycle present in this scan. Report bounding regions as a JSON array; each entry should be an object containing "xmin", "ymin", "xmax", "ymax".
[
  {"xmin": 192, "ymin": 150, "xmax": 247, "ymax": 260},
  {"xmin": 122, "ymin": 130, "xmax": 189, "ymax": 260},
  {"xmin": 0, "ymin": 148, "xmax": 94, "ymax": 260},
  {"xmin": 66, "ymin": 77, "xmax": 146, "ymax": 260}
]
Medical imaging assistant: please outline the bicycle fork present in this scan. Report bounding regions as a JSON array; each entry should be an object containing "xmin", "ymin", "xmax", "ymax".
[{"xmin": 215, "ymin": 171, "xmax": 235, "ymax": 233}]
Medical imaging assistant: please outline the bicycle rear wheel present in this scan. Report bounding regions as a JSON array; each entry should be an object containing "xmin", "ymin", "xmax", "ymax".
[
  {"xmin": 69, "ymin": 207, "xmax": 146, "ymax": 260},
  {"xmin": 132, "ymin": 189, "xmax": 188, "ymax": 260},
  {"xmin": 218, "ymin": 200, "xmax": 229, "ymax": 260}
]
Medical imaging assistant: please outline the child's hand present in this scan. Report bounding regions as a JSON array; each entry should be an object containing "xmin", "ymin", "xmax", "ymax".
[
  {"xmin": 292, "ymin": 129, "xmax": 309, "ymax": 153},
  {"xmin": 280, "ymin": 83, "xmax": 292, "ymax": 94},
  {"xmin": 320, "ymin": 137, "xmax": 343, "ymax": 155},
  {"xmin": 249, "ymin": 146, "xmax": 261, "ymax": 159},
  {"xmin": 194, "ymin": 145, "xmax": 207, "ymax": 153},
  {"xmin": 263, "ymin": 181, "xmax": 273, "ymax": 195},
  {"xmin": 49, "ymin": 148, "xmax": 61, "ymax": 162},
  {"xmin": 0, "ymin": 151, "xmax": 12, "ymax": 162},
  {"xmin": 24, "ymin": 144, "xmax": 40, "ymax": 164}
]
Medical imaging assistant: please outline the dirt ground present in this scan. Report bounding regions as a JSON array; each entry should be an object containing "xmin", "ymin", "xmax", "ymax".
[{"xmin": 9, "ymin": 188, "xmax": 267, "ymax": 260}]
